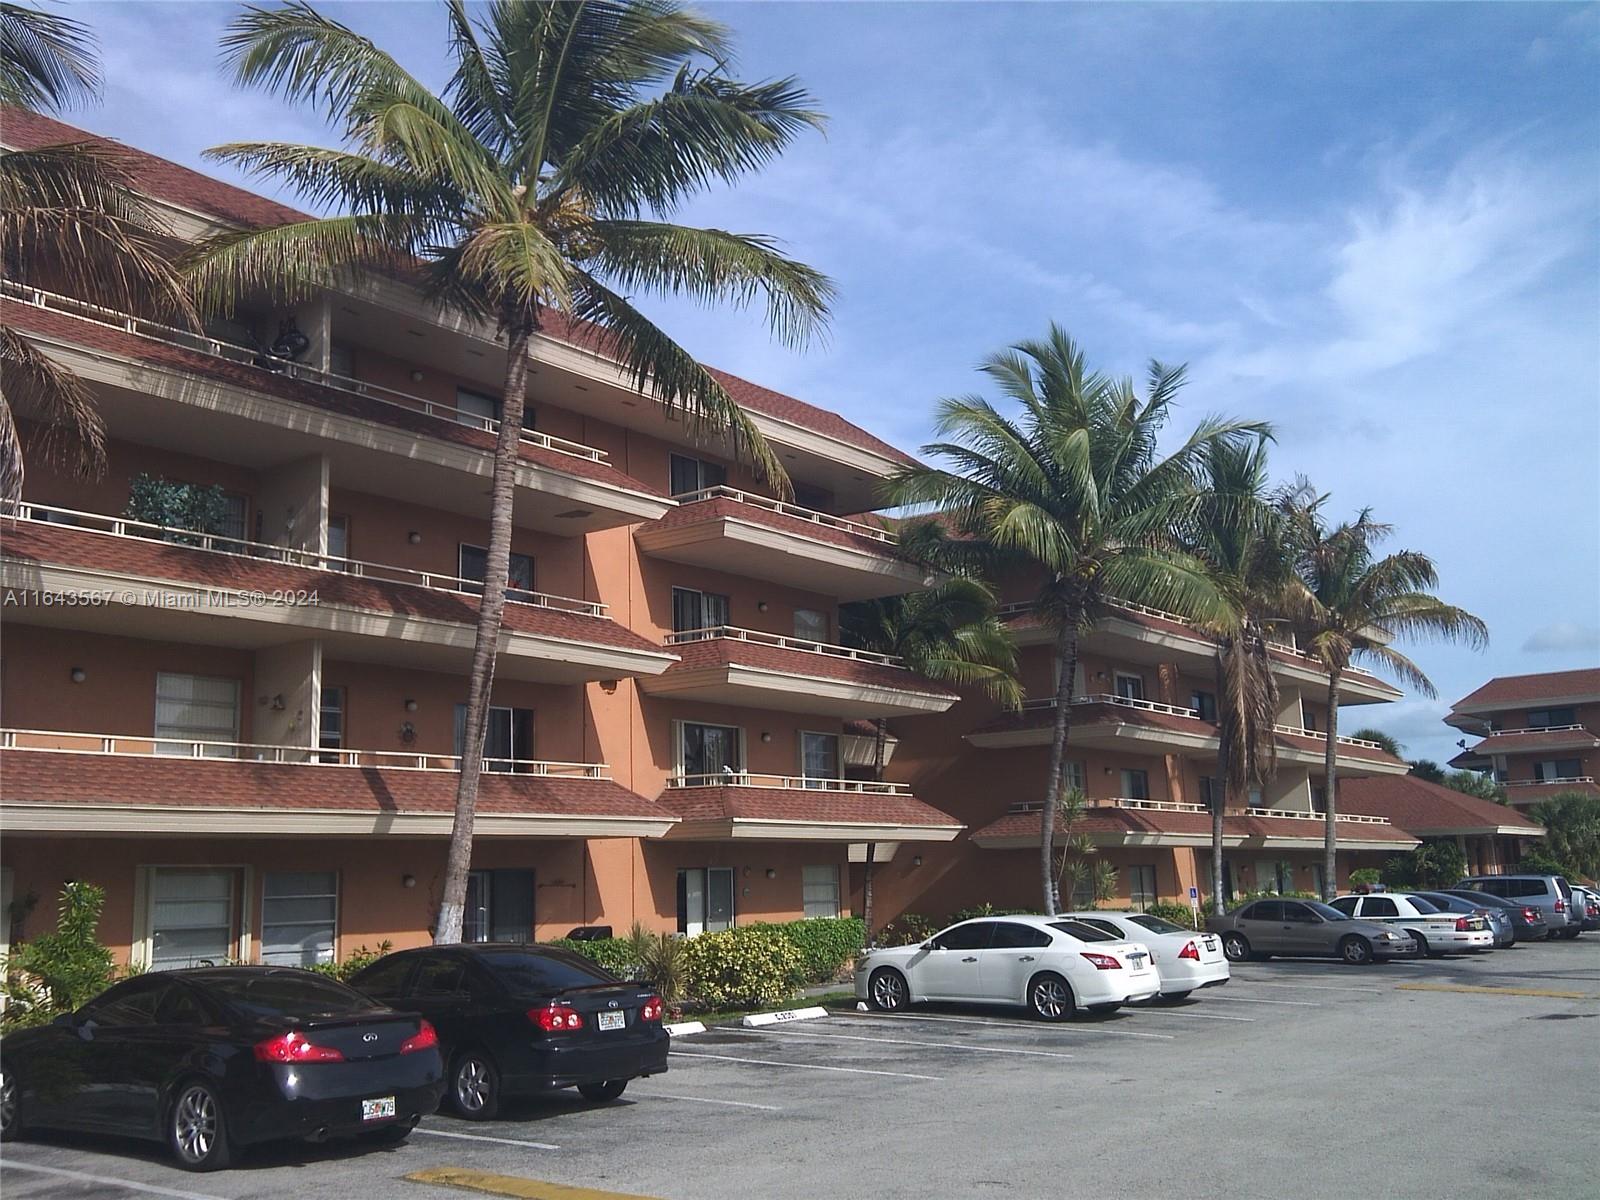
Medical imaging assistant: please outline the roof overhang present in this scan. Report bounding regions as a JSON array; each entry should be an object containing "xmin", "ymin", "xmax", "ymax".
[
  {"xmin": 665, "ymin": 817, "xmax": 962, "ymax": 843},
  {"xmin": 640, "ymin": 665, "xmax": 955, "ymax": 718}
]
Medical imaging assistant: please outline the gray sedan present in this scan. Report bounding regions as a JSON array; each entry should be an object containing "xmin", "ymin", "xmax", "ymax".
[{"xmin": 1206, "ymin": 898, "xmax": 1420, "ymax": 965}]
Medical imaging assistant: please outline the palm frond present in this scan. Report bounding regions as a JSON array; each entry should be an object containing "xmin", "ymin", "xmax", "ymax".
[
  {"xmin": 0, "ymin": 325, "xmax": 104, "ymax": 499},
  {"xmin": 0, "ymin": 1, "xmax": 98, "ymax": 112}
]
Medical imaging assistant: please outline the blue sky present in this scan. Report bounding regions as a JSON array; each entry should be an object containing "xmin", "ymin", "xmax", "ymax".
[{"xmin": 69, "ymin": 1, "xmax": 1600, "ymax": 763}]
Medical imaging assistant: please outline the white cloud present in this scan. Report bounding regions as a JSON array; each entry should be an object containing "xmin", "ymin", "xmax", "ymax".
[{"xmin": 1522, "ymin": 623, "xmax": 1600, "ymax": 655}]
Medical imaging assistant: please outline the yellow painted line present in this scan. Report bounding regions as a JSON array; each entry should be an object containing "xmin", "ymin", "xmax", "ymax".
[
  {"xmin": 1397, "ymin": 982, "xmax": 1595, "ymax": 1000},
  {"xmin": 406, "ymin": 1168, "xmax": 663, "ymax": 1200}
]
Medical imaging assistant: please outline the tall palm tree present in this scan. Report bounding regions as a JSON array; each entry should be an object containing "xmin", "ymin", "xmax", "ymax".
[
  {"xmin": 1184, "ymin": 435, "xmax": 1287, "ymax": 915},
  {"xmin": 887, "ymin": 325, "xmax": 1268, "ymax": 914},
  {"xmin": 840, "ymin": 575, "xmax": 1022, "ymax": 938},
  {"xmin": 1279, "ymin": 502, "xmax": 1488, "ymax": 899},
  {"xmin": 0, "ymin": 3, "xmax": 192, "ymax": 500},
  {"xmin": 189, "ymin": 0, "xmax": 833, "ymax": 943}
]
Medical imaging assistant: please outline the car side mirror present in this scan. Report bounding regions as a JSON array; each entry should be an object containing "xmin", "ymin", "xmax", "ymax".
[
  {"xmin": 922, "ymin": 940, "xmax": 940, "ymax": 951},
  {"xmin": 51, "ymin": 1012, "xmax": 78, "ymax": 1028}
]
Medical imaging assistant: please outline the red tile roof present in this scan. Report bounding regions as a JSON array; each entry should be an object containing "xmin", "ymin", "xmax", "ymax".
[
  {"xmin": 2, "ymin": 297, "xmax": 667, "ymax": 497},
  {"xmin": 1, "ymin": 749, "xmax": 670, "ymax": 819},
  {"xmin": 1453, "ymin": 669, "xmax": 1600, "ymax": 711},
  {"xmin": 658, "ymin": 784, "xmax": 958, "ymax": 828},
  {"xmin": 0, "ymin": 519, "xmax": 666, "ymax": 654},
  {"xmin": 635, "ymin": 494, "xmax": 901, "ymax": 556},
  {"xmin": 665, "ymin": 636, "xmax": 956, "ymax": 696},
  {"xmin": 971, "ymin": 805, "xmax": 1417, "ymax": 845},
  {"xmin": 1340, "ymin": 775, "xmax": 1544, "ymax": 835}
]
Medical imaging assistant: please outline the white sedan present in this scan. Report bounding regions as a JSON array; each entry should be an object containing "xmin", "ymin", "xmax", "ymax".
[
  {"xmin": 854, "ymin": 914, "xmax": 1161, "ymax": 1020},
  {"xmin": 1058, "ymin": 910, "xmax": 1230, "ymax": 999},
  {"xmin": 1329, "ymin": 892, "xmax": 1496, "ymax": 955}
]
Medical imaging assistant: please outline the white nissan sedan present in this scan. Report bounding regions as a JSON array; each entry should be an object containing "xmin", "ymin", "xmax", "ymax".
[
  {"xmin": 854, "ymin": 915, "xmax": 1161, "ymax": 1020},
  {"xmin": 1058, "ymin": 910, "xmax": 1230, "ymax": 999}
]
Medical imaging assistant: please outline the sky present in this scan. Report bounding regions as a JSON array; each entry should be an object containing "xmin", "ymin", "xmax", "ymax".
[{"xmin": 59, "ymin": 0, "xmax": 1600, "ymax": 764}]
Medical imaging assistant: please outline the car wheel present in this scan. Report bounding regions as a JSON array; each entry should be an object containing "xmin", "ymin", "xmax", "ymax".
[
  {"xmin": 1221, "ymin": 933, "xmax": 1250, "ymax": 962},
  {"xmin": 577, "ymin": 1079, "xmax": 628, "ymax": 1103},
  {"xmin": 868, "ymin": 967, "xmax": 909, "ymax": 1012},
  {"xmin": 0, "ymin": 1066, "xmax": 19, "ymax": 1142},
  {"xmin": 451, "ymin": 1051, "xmax": 501, "ymax": 1121},
  {"xmin": 168, "ymin": 1080, "xmax": 232, "ymax": 1172},
  {"xmin": 1026, "ymin": 972, "xmax": 1075, "ymax": 1021},
  {"xmin": 1339, "ymin": 936, "xmax": 1374, "ymax": 966},
  {"xmin": 1561, "ymin": 928, "xmax": 1582, "ymax": 940},
  {"xmin": 1409, "ymin": 931, "xmax": 1431, "ymax": 958}
]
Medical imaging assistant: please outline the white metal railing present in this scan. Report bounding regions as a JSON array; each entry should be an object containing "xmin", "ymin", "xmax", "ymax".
[
  {"xmin": 0, "ymin": 728, "xmax": 609, "ymax": 777},
  {"xmin": 1507, "ymin": 777, "xmax": 1595, "ymax": 788},
  {"xmin": 1478, "ymin": 725, "xmax": 1591, "ymax": 738},
  {"xmin": 672, "ymin": 486, "xmax": 897, "ymax": 544},
  {"xmin": 0, "ymin": 500, "xmax": 607, "ymax": 618},
  {"xmin": 1245, "ymin": 806, "xmax": 1392, "ymax": 826},
  {"xmin": 3, "ymin": 281, "xmax": 609, "ymax": 464},
  {"xmin": 666, "ymin": 772, "xmax": 912, "ymax": 794},
  {"xmin": 663, "ymin": 625, "xmax": 906, "ymax": 668},
  {"xmin": 1015, "ymin": 694, "xmax": 1203, "ymax": 719},
  {"xmin": 1271, "ymin": 724, "xmax": 1386, "ymax": 750},
  {"xmin": 1006, "ymin": 797, "xmax": 1210, "ymax": 815}
]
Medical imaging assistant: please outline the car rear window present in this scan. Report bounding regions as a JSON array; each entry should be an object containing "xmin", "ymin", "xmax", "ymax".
[
  {"xmin": 1128, "ymin": 914, "xmax": 1189, "ymax": 935},
  {"xmin": 204, "ymin": 972, "xmax": 375, "ymax": 1018},
  {"xmin": 1405, "ymin": 896, "xmax": 1441, "ymax": 914},
  {"xmin": 1048, "ymin": 920, "xmax": 1119, "ymax": 943},
  {"xmin": 476, "ymin": 948, "xmax": 617, "ymax": 994},
  {"xmin": 1500, "ymin": 878, "xmax": 1547, "ymax": 898}
]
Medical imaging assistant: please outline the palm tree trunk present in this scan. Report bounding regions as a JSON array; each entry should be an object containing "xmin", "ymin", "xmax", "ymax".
[
  {"xmin": 1211, "ymin": 649, "xmax": 1229, "ymax": 917},
  {"xmin": 1039, "ymin": 623, "xmax": 1081, "ymax": 916},
  {"xmin": 862, "ymin": 716, "xmax": 888, "ymax": 942},
  {"xmin": 1321, "ymin": 668, "xmax": 1343, "ymax": 902},
  {"xmin": 435, "ymin": 313, "xmax": 534, "ymax": 944}
]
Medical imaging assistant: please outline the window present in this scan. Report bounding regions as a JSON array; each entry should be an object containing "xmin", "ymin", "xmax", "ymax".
[
  {"xmin": 1533, "ymin": 759, "xmax": 1583, "ymax": 781},
  {"xmin": 352, "ymin": 955, "xmax": 414, "ymax": 999},
  {"xmin": 218, "ymin": 492, "xmax": 248, "ymax": 542},
  {"xmin": 793, "ymin": 482, "xmax": 830, "ymax": 511},
  {"xmin": 155, "ymin": 985, "xmax": 211, "ymax": 1026},
  {"xmin": 459, "ymin": 544, "xmax": 535, "ymax": 602},
  {"xmin": 794, "ymin": 608, "xmax": 830, "ymax": 643},
  {"xmin": 1047, "ymin": 919, "xmax": 1118, "ymax": 943},
  {"xmin": 1311, "ymin": 785, "xmax": 1328, "ymax": 814},
  {"xmin": 669, "ymin": 453, "xmax": 726, "ymax": 497},
  {"xmin": 991, "ymin": 922, "xmax": 1053, "ymax": 948},
  {"xmin": 318, "ymin": 687, "xmax": 345, "ymax": 762},
  {"xmin": 1405, "ymin": 895, "xmax": 1441, "ymax": 914},
  {"xmin": 1071, "ymin": 917, "xmax": 1126, "ymax": 939},
  {"xmin": 802, "ymin": 865, "xmax": 841, "ymax": 919},
  {"xmin": 800, "ymin": 732, "xmax": 840, "ymax": 785},
  {"xmin": 671, "ymin": 586, "xmax": 730, "ymax": 637},
  {"xmin": 1360, "ymin": 897, "xmax": 1398, "ymax": 918},
  {"xmin": 1198, "ymin": 776, "xmax": 1219, "ymax": 810},
  {"xmin": 261, "ymin": 871, "xmax": 338, "ymax": 966},
  {"xmin": 1280, "ymin": 901, "xmax": 1318, "ymax": 923},
  {"xmin": 1189, "ymin": 690, "xmax": 1218, "ymax": 722},
  {"xmin": 1309, "ymin": 863, "xmax": 1326, "ymax": 898},
  {"xmin": 1245, "ymin": 900, "xmax": 1286, "ymax": 921},
  {"xmin": 680, "ymin": 722, "xmax": 742, "ymax": 780},
  {"xmin": 1257, "ymin": 860, "xmax": 1285, "ymax": 894},
  {"xmin": 1120, "ymin": 769, "xmax": 1150, "ymax": 800},
  {"xmin": 1128, "ymin": 864, "xmax": 1157, "ymax": 912},
  {"xmin": 328, "ymin": 343, "xmax": 354, "ymax": 377},
  {"xmin": 678, "ymin": 867, "xmax": 734, "ymax": 935},
  {"xmin": 1129, "ymin": 913, "xmax": 1190, "ymax": 936},
  {"xmin": 1063, "ymin": 761, "xmax": 1087, "ymax": 795},
  {"xmin": 148, "ymin": 868, "xmax": 237, "ymax": 968},
  {"xmin": 1328, "ymin": 897, "xmax": 1359, "ymax": 916},
  {"xmin": 457, "ymin": 386, "xmax": 535, "ymax": 431},
  {"xmin": 1303, "ymin": 707, "xmax": 1319, "ymax": 732},
  {"xmin": 204, "ymin": 973, "xmax": 371, "ymax": 1018},
  {"xmin": 932, "ymin": 922, "xmax": 995, "ymax": 951},
  {"xmin": 478, "ymin": 948, "xmax": 616, "ymax": 991},
  {"xmin": 464, "ymin": 869, "xmax": 535, "ymax": 943},
  {"xmin": 326, "ymin": 513, "xmax": 349, "ymax": 563},
  {"xmin": 456, "ymin": 705, "xmax": 535, "ymax": 772},
  {"xmin": 1114, "ymin": 672, "xmax": 1145, "ymax": 701},
  {"xmin": 413, "ymin": 957, "xmax": 467, "ymax": 996},
  {"xmin": 1527, "ymin": 707, "xmax": 1577, "ymax": 728},
  {"xmin": 154, "ymin": 673, "xmax": 240, "ymax": 756},
  {"xmin": 88, "ymin": 978, "xmax": 167, "ymax": 1026}
]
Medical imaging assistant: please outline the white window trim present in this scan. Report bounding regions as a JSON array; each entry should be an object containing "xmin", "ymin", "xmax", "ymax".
[
  {"xmin": 260, "ymin": 869, "xmax": 340, "ymax": 966},
  {"xmin": 154, "ymin": 672, "xmax": 241, "ymax": 746},
  {"xmin": 132, "ymin": 864, "xmax": 253, "ymax": 969},
  {"xmin": 798, "ymin": 729, "xmax": 842, "ymax": 780},
  {"xmin": 802, "ymin": 863, "xmax": 842, "ymax": 919},
  {"xmin": 673, "ymin": 718, "xmax": 746, "ymax": 777},
  {"xmin": 1114, "ymin": 670, "xmax": 1145, "ymax": 699}
]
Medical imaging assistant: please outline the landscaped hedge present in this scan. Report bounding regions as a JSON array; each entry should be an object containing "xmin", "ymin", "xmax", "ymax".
[
  {"xmin": 749, "ymin": 917, "xmax": 864, "ymax": 985},
  {"xmin": 1143, "ymin": 901, "xmax": 1200, "ymax": 930},
  {"xmin": 682, "ymin": 926, "xmax": 804, "ymax": 1009},
  {"xmin": 546, "ymin": 937, "xmax": 641, "ymax": 980}
]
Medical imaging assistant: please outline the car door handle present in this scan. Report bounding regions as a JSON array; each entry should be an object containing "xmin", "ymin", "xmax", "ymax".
[
  {"xmin": 1018, "ymin": 955, "xmax": 1036, "ymax": 962},
  {"xmin": 961, "ymin": 956, "xmax": 978, "ymax": 963}
]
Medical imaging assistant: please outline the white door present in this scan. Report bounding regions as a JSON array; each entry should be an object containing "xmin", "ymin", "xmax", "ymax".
[{"xmin": 916, "ymin": 921, "xmax": 994, "ymax": 1000}]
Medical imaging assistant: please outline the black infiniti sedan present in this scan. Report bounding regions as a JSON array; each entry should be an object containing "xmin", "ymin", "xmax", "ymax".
[
  {"xmin": 0, "ymin": 967, "xmax": 444, "ymax": 1170},
  {"xmin": 348, "ymin": 944, "xmax": 668, "ymax": 1120}
]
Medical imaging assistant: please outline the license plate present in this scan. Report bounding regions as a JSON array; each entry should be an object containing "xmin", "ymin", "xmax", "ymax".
[
  {"xmin": 362, "ymin": 1096, "xmax": 396, "ymax": 1122},
  {"xmin": 1204, "ymin": 937, "xmax": 1217, "ymax": 950},
  {"xmin": 597, "ymin": 1010, "xmax": 626, "ymax": 1031},
  {"xmin": 1129, "ymin": 954, "xmax": 1147, "ymax": 967}
]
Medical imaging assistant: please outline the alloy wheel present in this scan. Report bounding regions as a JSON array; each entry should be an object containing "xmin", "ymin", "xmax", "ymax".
[
  {"xmin": 871, "ymin": 969, "xmax": 906, "ymax": 1011},
  {"xmin": 456, "ymin": 1057, "xmax": 490, "ymax": 1112},
  {"xmin": 173, "ymin": 1086, "xmax": 217, "ymax": 1164},
  {"xmin": 1030, "ymin": 976, "xmax": 1070, "ymax": 1020}
]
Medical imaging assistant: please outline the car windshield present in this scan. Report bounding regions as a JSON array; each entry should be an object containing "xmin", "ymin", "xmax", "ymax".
[
  {"xmin": 203, "ymin": 972, "xmax": 376, "ymax": 1018},
  {"xmin": 1048, "ymin": 920, "xmax": 1119, "ymax": 943},
  {"xmin": 1127, "ymin": 914, "xmax": 1190, "ymax": 935},
  {"xmin": 1304, "ymin": 901, "xmax": 1351, "ymax": 922},
  {"xmin": 476, "ymin": 948, "xmax": 617, "ymax": 994}
]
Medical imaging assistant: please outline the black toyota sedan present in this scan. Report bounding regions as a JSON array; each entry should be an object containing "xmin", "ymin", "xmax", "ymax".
[
  {"xmin": 0, "ymin": 967, "xmax": 444, "ymax": 1171},
  {"xmin": 347, "ymin": 944, "xmax": 668, "ymax": 1120}
]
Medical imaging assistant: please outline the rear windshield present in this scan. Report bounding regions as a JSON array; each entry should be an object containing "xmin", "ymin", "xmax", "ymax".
[
  {"xmin": 1048, "ymin": 920, "xmax": 1119, "ymax": 943},
  {"xmin": 1406, "ymin": 896, "xmax": 1441, "ymax": 914},
  {"xmin": 204, "ymin": 972, "xmax": 375, "ymax": 1018},
  {"xmin": 1499, "ymin": 878, "xmax": 1550, "ymax": 898},
  {"xmin": 1128, "ymin": 914, "xmax": 1189, "ymax": 936},
  {"xmin": 477, "ymin": 948, "xmax": 617, "ymax": 994},
  {"xmin": 1305, "ymin": 901, "xmax": 1351, "ymax": 921}
]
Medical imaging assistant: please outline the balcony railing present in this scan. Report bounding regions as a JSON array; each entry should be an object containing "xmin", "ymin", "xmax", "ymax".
[
  {"xmin": 663, "ymin": 625, "xmax": 906, "ymax": 668},
  {"xmin": 666, "ymin": 772, "xmax": 912, "ymax": 794},
  {"xmin": 1507, "ymin": 777, "xmax": 1596, "ymax": 788},
  {"xmin": 1, "ymin": 500, "xmax": 607, "ymax": 617},
  {"xmin": 1017, "ymin": 694, "xmax": 1203, "ymax": 719},
  {"xmin": 1270, "ymin": 724, "xmax": 1386, "ymax": 750},
  {"xmin": 1, "ymin": 728, "xmax": 610, "ymax": 777},
  {"xmin": 671, "ymin": 486, "xmax": 897, "ymax": 544},
  {"xmin": 1244, "ymin": 806, "xmax": 1392, "ymax": 826},
  {"xmin": 3, "ymin": 281, "xmax": 609, "ymax": 464},
  {"xmin": 1477, "ymin": 725, "xmax": 1590, "ymax": 738},
  {"xmin": 1005, "ymin": 797, "xmax": 1211, "ymax": 815}
]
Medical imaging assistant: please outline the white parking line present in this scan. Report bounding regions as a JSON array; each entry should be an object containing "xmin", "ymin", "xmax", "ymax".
[
  {"xmin": 1129, "ymin": 1007, "xmax": 1255, "ymax": 1022},
  {"xmin": 412, "ymin": 1127, "xmax": 560, "ymax": 1150},
  {"xmin": 832, "ymin": 1010, "xmax": 1176, "ymax": 1040},
  {"xmin": 1202, "ymin": 994, "xmax": 1323, "ymax": 1007},
  {"xmin": 0, "ymin": 1161, "xmax": 228, "ymax": 1200},
  {"xmin": 670, "ymin": 1049, "xmax": 942, "ymax": 1081},
  {"xmin": 735, "ymin": 1026, "xmax": 1076, "ymax": 1059},
  {"xmin": 638, "ymin": 1091, "xmax": 783, "ymax": 1111},
  {"xmin": 1227, "ymin": 979, "xmax": 1380, "ymax": 993}
]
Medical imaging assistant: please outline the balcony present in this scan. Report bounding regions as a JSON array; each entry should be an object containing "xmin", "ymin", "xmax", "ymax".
[
  {"xmin": 2, "ymin": 282, "xmax": 670, "ymax": 533},
  {"xmin": 0, "ymin": 729, "xmax": 676, "ymax": 838},
  {"xmin": 639, "ymin": 627, "xmax": 958, "ymax": 718},
  {"xmin": 1503, "ymin": 777, "xmax": 1600, "ymax": 806},
  {"xmin": 1462, "ymin": 726, "xmax": 1600, "ymax": 757},
  {"xmin": 658, "ymin": 773, "xmax": 963, "ymax": 842},
  {"xmin": 634, "ymin": 487, "xmax": 926, "ymax": 601},
  {"xmin": 0, "ymin": 502, "xmax": 677, "ymax": 683}
]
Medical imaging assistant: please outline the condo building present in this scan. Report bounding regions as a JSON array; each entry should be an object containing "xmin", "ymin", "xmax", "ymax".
[{"xmin": 1446, "ymin": 668, "xmax": 1600, "ymax": 810}]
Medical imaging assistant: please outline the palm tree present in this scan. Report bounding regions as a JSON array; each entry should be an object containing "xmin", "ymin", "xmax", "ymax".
[
  {"xmin": 887, "ymin": 325, "xmax": 1268, "ymax": 914},
  {"xmin": 840, "ymin": 576, "xmax": 1022, "ymax": 938},
  {"xmin": 1184, "ymin": 436, "xmax": 1288, "ymax": 915},
  {"xmin": 189, "ymin": 0, "xmax": 833, "ymax": 943},
  {"xmin": 0, "ymin": 3, "xmax": 192, "ymax": 500},
  {"xmin": 1279, "ymin": 503, "xmax": 1488, "ymax": 899}
]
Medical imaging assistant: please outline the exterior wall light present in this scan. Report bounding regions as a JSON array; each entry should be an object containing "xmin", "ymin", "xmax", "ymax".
[
  {"xmin": 404, "ymin": 698, "xmax": 418, "ymax": 712},
  {"xmin": 757, "ymin": 601, "xmax": 768, "ymax": 612},
  {"xmin": 407, "ymin": 531, "xmax": 422, "ymax": 544},
  {"xmin": 765, "ymin": 868, "xmax": 776, "ymax": 879},
  {"xmin": 409, "ymin": 369, "xmax": 424, "ymax": 382},
  {"xmin": 69, "ymin": 667, "xmax": 86, "ymax": 683},
  {"xmin": 402, "ymin": 874, "xmax": 417, "ymax": 888},
  {"xmin": 760, "ymin": 731, "xmax": 773, "ymax": 743},
  {"xmin": 912, "ymin": 856, "xmax": 923, "ymax": 868}
]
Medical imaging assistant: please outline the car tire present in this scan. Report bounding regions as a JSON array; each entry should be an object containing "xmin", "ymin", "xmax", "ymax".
[
  {"xmin": 1026, "ymin": 972, "xmax": 1075, "ymax": 1021},
  {"xmin": 450, "ymin": 1050, "xmax": 501, "ymax": 1121},
  {"xmin": 1561, "ymin": 928, "xmax": 1582, "ymax": 940},
  {"xmin": 167, "ymin": 1079, "xmax": 232, "ymax": 1172},
  {"xmin": 867, "ymin": 967, "xmax": 910, "ymax": 1012},
  {"xmin": 1221, "ymin": 933, "xmax": 1251, "ymax": 963},
  {"xmin": 0, "ymin": 1065, "xmax": 20, "ymax": 1142},
  {"xmin": 577, "ymin": 1079, "xmax": 628, "ymax": 1103},
  {"xmin": 1409, "ymin": 931, "xmax": 1432, "ymax": 958},
  {"xmin": 1339, "ymin": 936, "xmax": 1374, "ymax": 966}
]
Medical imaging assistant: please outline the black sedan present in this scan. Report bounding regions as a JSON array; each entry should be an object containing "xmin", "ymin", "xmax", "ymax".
[
  {"xmin": 1437, "ymin": 888, "xmax": 1551, "ymax": 942},
  {"xmin": 348, "ymin": 944, "xmax": 668, "ymax": 1120},
  {"xmin": 0, "ymin": 967, "xmax": 444, "ymax": 1171}
]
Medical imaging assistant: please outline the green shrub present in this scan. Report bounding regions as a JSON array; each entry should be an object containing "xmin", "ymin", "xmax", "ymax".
[
  {"xmin": 749, "ymin": 917, "xmax": 864, "ymax": 985},
  {"xmin": 544, "ymin": 937, "xmax": 641, "ymax": 980},
  {"xmin": 682, "ymin": 926, "xmax": 803, "ymax": 1009},
  {"xmin": 875, "ymin": 912, "xmax": 937, "ymax": 946},
  {"xmin": 1143, "ymin": 901, "xmax": 1199, "ymax": 929},
  {"xmin": 947, "ymin": 903, "xmax": 1030, "ymax": 924},
  {"xmin": 1204, "ymin": 889, "xmax": 1315, "ymax": 917},
  {"xmin": 305, "ymin": 941, "xmax": 394, "ymax": 983},
  {"xmin": 125, "ymin": 473, "xmax": 239, "ymax": 544},
  {"xmin": 625, "ymin": 924, "xmax": 688, "ymax": 1009},
  {"xmin": 1349, "ymin": 868, "xmax": 1382, "ymax": 888},
  {"xmin": 1383, "ymin": 840, "xmax": 1467, "ymax": 889},
  {"xmin": 1, "ymin": 882, "xmax": 117, "ymax": 1029}
]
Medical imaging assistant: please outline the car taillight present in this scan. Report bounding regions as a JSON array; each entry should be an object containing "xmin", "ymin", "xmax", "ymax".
[
  {"xmin": 1523, "ymin": 908, "xmax": 1538, "ymax": 923},
  {"xmin": 639, "ymin": 995, "xmax": 663, "ymax": 1022},
  {"xmin": 253, "ymin": 1030, "xmax": 345, "ymax": 1063},
  {"xmin": 1177, "ymin": 941, "xmax": 1200, "ymax": 961},
  {"xmin": 1454, "ymin": 917, "xmax": 1472, "ymax": 931},
  {"xmin": 1080, "ymin": 952, "xmax": 1121, "ymax": 970},
  {"xmin": 399, "ymin": 1020, "xmax": 438, "ymax": 1055},
  {"xmin": 530, "ymin": 1004, "xmax": 584, "ymax": 1032},
  {"xmin": 1555, "ymin": 899, "xmax": 1566, "ymax": 913}
]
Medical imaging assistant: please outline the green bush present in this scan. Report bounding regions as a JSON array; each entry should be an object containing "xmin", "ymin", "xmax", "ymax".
[
  {"xmin": 545, "ymin": 937, "xmax": 641, "ymax": 980},
  {"xmin": 682, "ymin": 926, "xmax": 803, "ymax": 1009},
  {"xmin": 1383, "ymin": 840, "xmax": 1467, "ymax": 889},
  {"xmin": 874, "ymin": 912, "xmax": 937, "ymax": 947},
  {"xmin": 125, "ymin": 473, "xmax": 239, "ymax": 544},
  {"xmin": 947, "ymin": 903, "xmax": 1030, "ymax": 924},
  {"xmin": 625, "ymin": 925, "xmax": 688, "ymax": 1009},
  {"xmin": 307, "ymin": 941, "xmax": 393, "ymax": 983},
  {"xmin": 1143, "ymin": 901, "xmax": 1199, "ymax": 929},
  {"xmin": 749, "ymin": 917, "xmax": 864, "ymax": 985},
  {"xmin": 1349, "ymin": 868, "xmax": 1382, "ymax": 888},
  {"xmin": 1, "ymin": 882, "xmax": 117, "ymax": 1029},
  {"xmin": 1204, "ymin": 889, "xmax": 1315, "ymax": 917}
]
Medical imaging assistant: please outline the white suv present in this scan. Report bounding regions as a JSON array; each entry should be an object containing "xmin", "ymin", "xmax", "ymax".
[{"xmin": 1330, "ymin": 892, "xmax": 1495, "ymax": 956}]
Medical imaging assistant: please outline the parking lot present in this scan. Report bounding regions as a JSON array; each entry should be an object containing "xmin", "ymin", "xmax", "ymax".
[{"xmin": 3, "ymin": 939, "xmax": 1597, "ymax": 1200}]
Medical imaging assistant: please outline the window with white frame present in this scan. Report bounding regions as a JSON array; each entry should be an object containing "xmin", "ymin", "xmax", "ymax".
[
  {"xmin": 1120, "ymin": 768, "xmax": 1150, "ymax": 800},
  {"xmin": 1128, "ymin": 864, "xmax": 1157, "ymax": 912},
  {"xmin": 455, "ymin": 705, "xmax": 535, "ymax": 772},
  {"xmin": 669, "ymin": 453, "xmax": 726, "ymax": 497},
  {"xmin": 1063, "ymin": 760, "xmax": 1087, "ymax": 796},
  {"xmin": 803, "ymin": 864, "xmax": 841, "ymax": 919},
  {"xmin": 1114, "ymin": 672, "xmax": 1145, "ymax": 701},
  {"xmin": 678, "ymin": 867, "xmax": 734, "ymax": 934},
  {"xmin": 459, "ymin": 543, "xmax": 535, "ymax": 601},
  {"xmin": 793, "ymin": 608, "xmax": 830, "ymax": 643},
  {"xmin": 318, "ymin": 686, "xmax": 344, "ymax": 763},
  {"xmin": 261, "ymin": 871, "xmax": 337, "ymax": 966},
  {"xmin": 800, "ymin": 731, "xmax": 840, "ymax": 785},
  {"xmin": 680, "ymin": 722, "xmax": 742, "ymax": 780},
  {"xmin": 154, "ymin": 673, "xmax": 240, "ymax": 756},
  {"xmin": 672, "ymin": 586, "xmax": 729, "ymax": 637},
  {"xmin": 148, "ymin": 868, "xmax": 239, "ymax": 969}
]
